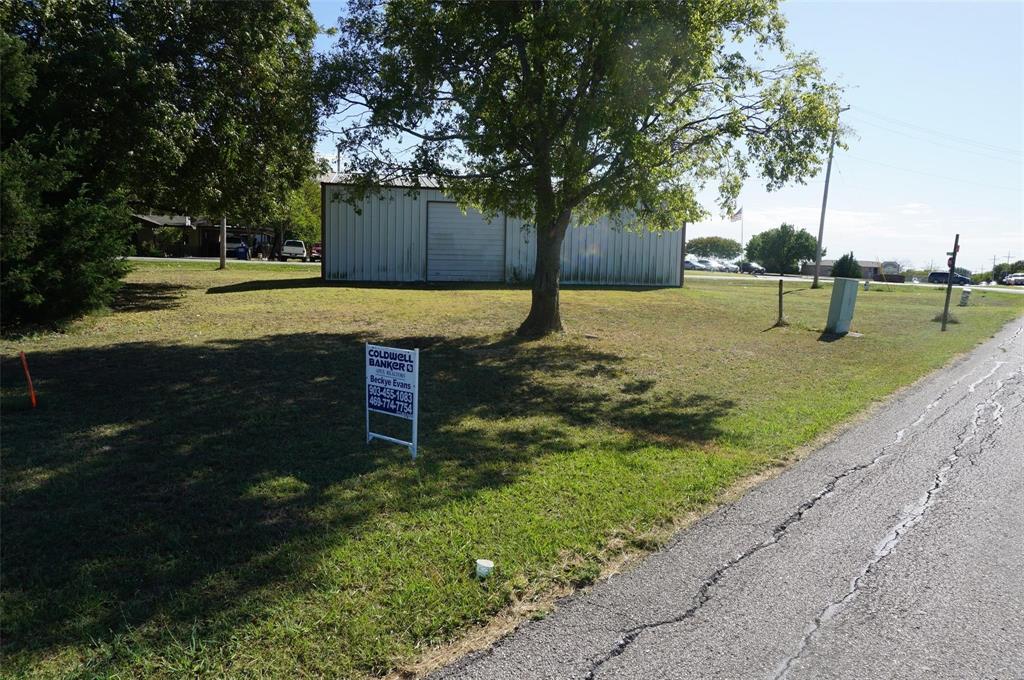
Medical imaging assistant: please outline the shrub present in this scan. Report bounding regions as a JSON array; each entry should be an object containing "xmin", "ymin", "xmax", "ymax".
[
  {"xmin": 831, "ymin": 252, "xmax": 862, "ymax": 279},
  {"xmin": 1, "ymin": 140, "xmax": 132, "ymax": 330}
]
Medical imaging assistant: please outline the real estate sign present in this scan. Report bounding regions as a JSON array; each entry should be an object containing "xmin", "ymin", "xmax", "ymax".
[{"xmin": 365, "ymin": 344, "xmax": 419, "ymax": 458}]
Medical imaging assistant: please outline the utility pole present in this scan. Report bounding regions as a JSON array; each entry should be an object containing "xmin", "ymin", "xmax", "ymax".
[
  {"xmin": 940, "ymin": 233, "xmax": 959, "ymax": 332},
  {"xmin": 219, "ymin": 216, "xmax": 227, "ymax": 270},
  {"xmin": 812, "ymin": 105, "xmax": 850, "ymax": 289}
]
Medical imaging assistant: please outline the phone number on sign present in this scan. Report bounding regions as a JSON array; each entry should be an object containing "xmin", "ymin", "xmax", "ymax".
[{"xmin": 367, "ymin": 385, "xmax": 414, "ymax": 416}]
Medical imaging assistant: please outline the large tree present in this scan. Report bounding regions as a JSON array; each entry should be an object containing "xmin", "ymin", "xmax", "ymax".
[
  {"xmin": 1, "ymin": 0, "xmax": 320, "ymax": 325},
  {"xmin": 323, "ymin": 0, "xmax": 842, "ymax": 336},
  {"xmin": 687, "ymin": 236, "xmax": 743, "ymax": 260},
  {"xmin": 744, "ymin": 222, "xmax": 818, "ymax": 274}
]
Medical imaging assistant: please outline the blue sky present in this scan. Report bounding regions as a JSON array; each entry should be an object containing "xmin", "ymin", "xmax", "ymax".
[{"xmin": 310, "ymin": 1, "xmax": 1022, "ymax": 272}]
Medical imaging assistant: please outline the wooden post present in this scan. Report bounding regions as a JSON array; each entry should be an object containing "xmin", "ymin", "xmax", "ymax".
[
  {"xmin": 777, "ymin": 278, "xmax": 785, "ymax": 326},
  {"xmin": 941, "ymin": 233, "xmax": 960, "ymax": 331}
]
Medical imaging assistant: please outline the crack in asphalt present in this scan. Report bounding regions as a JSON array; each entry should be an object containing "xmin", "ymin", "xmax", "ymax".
[
  {"xmin": 770, "ymin": 364, "xmax": 1021, "ymax": 680},
  {"xmin": 582, "ymin": 377, "xmax": 979, "ymax": 678},
  {"xmin": 583, "ymin": 343, "xmax": 1020, "ymax": 680},
  {"xmin": 997, "ymin": 325, "xmax": 1023, "ymax": 351}
]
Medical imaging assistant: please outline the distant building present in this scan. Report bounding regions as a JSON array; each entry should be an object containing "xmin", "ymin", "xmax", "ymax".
[
  {"xmin": 132, "ymin": 214, "xmax": 272, "ymax": 258},
  {"xmin": 880, "ymin": 261, "xmax": 901, "ymax": 276},
  {"xmin": 320, "ymin": 176, "xmax": 683, "ymax": 286},
  {"xmin": 801, "ymin": 259, "xmax": 881, "ymax": 280}
]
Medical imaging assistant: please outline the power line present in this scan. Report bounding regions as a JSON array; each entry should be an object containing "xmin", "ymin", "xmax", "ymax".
[
  {"xmin": 847, "ymin": 114, "xmax": 1023, "ymax": 164},
  {"xmin": 843, "ymin": 153, "xmax": 1021, "ymax": 192},
  {"xmin": 850, "ymin": 106, "xmax": 1022, "ymax": 156}
]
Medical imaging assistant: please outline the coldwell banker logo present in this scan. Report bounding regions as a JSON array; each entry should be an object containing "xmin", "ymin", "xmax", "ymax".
[{"xmin": 366, "ymin": 347, "xmax": 415, "ymax": 373}]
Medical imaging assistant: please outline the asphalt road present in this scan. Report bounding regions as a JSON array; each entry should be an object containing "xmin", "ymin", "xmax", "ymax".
[{"xmin": 434, "ymin": 320, "xmax": 1024, "ymax": 680}]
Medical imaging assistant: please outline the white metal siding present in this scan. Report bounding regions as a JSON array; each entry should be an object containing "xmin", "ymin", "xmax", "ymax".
[
  {"xmin": 506, "ymin": 215, "xmax": 681, "ymax": 286},
  {"xmin": 323, "ymin": 185, "xmax": 680, "ymax": 286},
  {"xmin": 324, "ymin": 186, "xmax": 437, "ymax": 281},
  {"xmin": 426, "ymin": 202, "xmax": 504, "ymax": 282}
]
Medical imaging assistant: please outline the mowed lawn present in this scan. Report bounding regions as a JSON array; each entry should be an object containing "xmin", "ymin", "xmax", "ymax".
[{"xmin": 3, "ymin": 262, "xmax": 1022, "ymax": 678}]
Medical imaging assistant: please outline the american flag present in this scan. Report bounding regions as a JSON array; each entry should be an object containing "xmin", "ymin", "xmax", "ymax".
[{"xmin": 729, "ymin": 208, "xmax": 743, "ymax": 222}]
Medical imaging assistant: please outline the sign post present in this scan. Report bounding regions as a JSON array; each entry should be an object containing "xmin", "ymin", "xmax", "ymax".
[
  {"xmin": 940, "ymin": 234, "xmax": 960, "ymax": 332},
  {"xmin": 365, "ymin": 344, "xmax": 419, "ymax": 458}
]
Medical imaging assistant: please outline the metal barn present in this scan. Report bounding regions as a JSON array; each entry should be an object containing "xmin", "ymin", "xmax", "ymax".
[{"xmin": 320, "ymin": 179, "xmax": 682, "ymax": 286}]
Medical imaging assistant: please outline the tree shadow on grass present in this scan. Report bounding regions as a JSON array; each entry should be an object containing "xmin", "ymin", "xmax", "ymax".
[
  {"xmin": 0, "ymin": 332, "xmax": 733, "ymax": 668},
  {"xmin": 110, "ymin": 282, "xmax": 189, "ymax": 313}
]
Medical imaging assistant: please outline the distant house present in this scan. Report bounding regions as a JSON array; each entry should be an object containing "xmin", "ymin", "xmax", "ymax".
[
  {"xmin": 132, "ymin": 214, "xmax": 272, "ymax": 257},
  {"xmin": 801, "ymin": 259, "xmax": 881, "ymax": 280}
]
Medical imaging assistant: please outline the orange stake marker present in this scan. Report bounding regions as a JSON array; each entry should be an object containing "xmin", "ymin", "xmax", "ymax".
[{"xmin": 19, "ymin": 351, "xmax": 37, "ymax": 408}]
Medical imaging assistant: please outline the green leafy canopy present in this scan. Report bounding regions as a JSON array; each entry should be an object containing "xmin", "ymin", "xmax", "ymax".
[
  {"xmin": 687, "ymin": 236, "xmax": 743, "ymax": 260},
  {"xmin": 2, "ymin": 1, "xmax": 322, "ymax": 325},
  {"xmin": 744, "ymin": 223, "xmax": 819, "ymax": 274},
  {"xmin": 323, "ymin": 0, "xmax": 844, "ymax": 230}
]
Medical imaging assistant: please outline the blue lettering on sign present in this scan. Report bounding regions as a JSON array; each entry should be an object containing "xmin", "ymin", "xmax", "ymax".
[{"xmin": 367, "ymin": 384, "xmax": 415, "ymax": 418}]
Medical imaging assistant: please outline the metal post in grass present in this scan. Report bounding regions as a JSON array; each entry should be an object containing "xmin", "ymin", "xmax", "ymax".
[{"xmin": 941, "ymin": 233, "xmax": 959, "ymax": 331}]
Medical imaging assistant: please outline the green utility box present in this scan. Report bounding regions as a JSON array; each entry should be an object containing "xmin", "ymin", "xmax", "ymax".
[{"xmin": 826, "ymin": 277, "xmax": 859, "ymax": 335}]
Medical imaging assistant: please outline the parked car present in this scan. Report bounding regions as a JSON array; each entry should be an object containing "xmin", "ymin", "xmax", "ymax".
[
  {"xmin": 720, "ymin": 260, "xmax": 740, "ymax": 273},
  {"xmin": 740, "ymin": 261, "xmax": 765, "ymax": 274},
  {"xmin": 1002, "ymin": 272, "xmax": 1024, "ymax": 285},
  {"xmin": 684, "ymin": 256, "xmax": 710, "ymax": 270},
  {"xmin": 279, "ymin": 239, "xmax": 308, "ymax": 262},
  {"xmin": 927, "ymin": 271, "xmax": 970, "ymax": 285},
  {"xmin": 696, "ymin": 258, "xmax": 717, "ymax": 271},
  {"xmin": 224, "ymin": 236, "xmax": 245, "ymax": 256},
  {"xmin": 310, "ymin": 242, "xmax": 322, "ymax": 262}
]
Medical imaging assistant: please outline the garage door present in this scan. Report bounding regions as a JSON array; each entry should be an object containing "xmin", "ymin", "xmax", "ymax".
[{"xmin": 427, "ymin": 202, "xmax": 505, "ymax": 282}]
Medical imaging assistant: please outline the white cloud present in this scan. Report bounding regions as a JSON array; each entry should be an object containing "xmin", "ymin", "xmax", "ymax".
[{"xmin": 896, "ymin": 202, "xmax": 931, "ymax": 216}]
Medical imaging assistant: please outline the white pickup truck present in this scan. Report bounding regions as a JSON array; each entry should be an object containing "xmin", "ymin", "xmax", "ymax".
[{"xmin": 279, "ymin": 239, "xmax": 308, "ymax": 262}]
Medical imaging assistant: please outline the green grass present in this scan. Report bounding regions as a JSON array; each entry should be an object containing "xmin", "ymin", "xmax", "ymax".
[{"xmin": 2, "ymin": 262, "xmax": 1022, "ymax": 678}]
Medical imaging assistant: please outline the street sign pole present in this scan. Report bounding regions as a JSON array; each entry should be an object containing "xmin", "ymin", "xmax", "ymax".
[{"xmin": 941, "ymin": 234, "xmax": 959, "ymax": 332}]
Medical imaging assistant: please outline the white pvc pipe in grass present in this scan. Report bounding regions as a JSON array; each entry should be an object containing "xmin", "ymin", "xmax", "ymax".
[{"xmin": 475, "ymin": 559, "xmax": 494, "ymax": 579}]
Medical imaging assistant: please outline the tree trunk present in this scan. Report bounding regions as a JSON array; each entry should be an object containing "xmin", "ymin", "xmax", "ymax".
[
  {"xmin": 218, "ymin": 216, "xmax": 227, "ymax": 270},
  {"xmin": 517, "ymin": 215, "xmax": 571, "ymax": 338}
]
